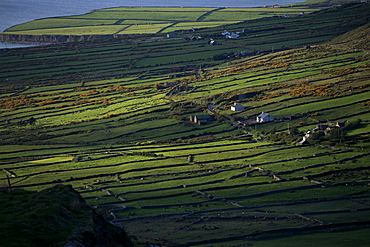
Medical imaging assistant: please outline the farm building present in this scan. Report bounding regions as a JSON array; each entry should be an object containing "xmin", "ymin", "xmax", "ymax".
[
  {"xmin": 189, "ymin": 115, "xmax": 215, "ymax": 125},
  {"xmin": 313, "ymin": 121, "xmax": 345, "ymax": 134},
  {"xmin": 331, "ymin": 121, "xmax": 345, "ymax": 128},
  {"xmin": 166, "ymin": 33, "xmax": 176, "ymax": 38},
  {"xmin": 208, "ymin": 39, "xmax": 221, "ymax": 45},
  {"xmin": 186, "ymin": 65, "xmax": 197, "ymax": 71},
  {"xmin": 314, "ymin": 124, "xmax": 330, "ymax": 132},
  {"xmin": 256, "ymin": 112, "xmax": 274, "ymax": 123},
  {"xmin": 231, "ymin": 103, "xmax": 244, "ymax": 111},
  {"xmin": 298, "ymin": 131, "xmax": 312, "ymax": 145},
  {"xmin": 169, "ymin": 67, "xmax": 183, "ymax": 73},
  {"xmin": 275, "ymin": 114, "xmax": 295, "ymax": 121},
  {"xmin": 187, "ymin": 35, "xmax": 202, "ymax": 41},
  {"xmin": 227, "ymin": 33, "xmax": 239, "ymax": 39}
]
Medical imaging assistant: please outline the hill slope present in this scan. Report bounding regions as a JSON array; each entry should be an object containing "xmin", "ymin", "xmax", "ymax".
[
  {"xmin": 0, "ymin": 184, "xmax": 133, "ymax": 246},
  {"xmin": 0, "ymin": 2, "xmax": 369, "ymax": 247},
  {"xmin": 330, "ymin": 22, "xmax": 370, "ymax": 51},
  {"xmin": 0, "ymin": 5, "xmax": 321, "ymax": 40}
]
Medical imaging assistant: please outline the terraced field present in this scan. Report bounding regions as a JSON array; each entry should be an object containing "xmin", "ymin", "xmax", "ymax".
[
  {"xmin": 1, "ymin": 140, "xmax": 369, "ymax": 246},
  {"xmin": 2, "ymin": 6, "xmax": 319, "ymax": 36},
  {"xmin": 0, "ymin": 2, "xmax": 369, "ymax": 246}
]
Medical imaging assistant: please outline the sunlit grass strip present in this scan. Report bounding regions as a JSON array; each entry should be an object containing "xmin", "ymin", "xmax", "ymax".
[
  {"xmin": 162, "ymin": 21, "xmax": 238, "ymax": 32},
  {"xmin": 10, "ymin": 154, "xmax": 158, "ymax": 176},
  {"xmin": 117, "ymin": 23, "xmax": 173, "ymax": 34},
  {"xmin": 37, "ymin": 97, "xmax": 169, "ymax": 127},
  {"xmin": 204, "ymin": 11, "xmax": 272, "ymax": 21},
  {"xmin": 99, "ymin": 7, "xmax": 217, "ymax": 12},
  {"xmin": 271, "ymin": 91, "xmax": 370, "ymax": 115},
  {"xmin": 29, "ymin": 157, "xmax": 74, "ymax": 164},
  {"xmin": 119, "ymin": 20, "xmax": 168, "ymax": 25},
  {"xmin": 5, "ymin": 18, "xmax": 118, "ymax": 32},
  {"xmin": 74, "ymin": 10, "xmax": 207, "ymax": 22},
  {"xmin": 4, "ymin": 25, "xmax": 129, "ymax": 36},
  {"xmin": 219, "ymin": 7, "xmax": 319, "ymax": 12},
  {"xmin": 202, "ymin": 7, "xmax": 318, "ymax": 22},
  {"xmin": 205, "ymin": 8, "xmax": 314, "ymax": 20}
]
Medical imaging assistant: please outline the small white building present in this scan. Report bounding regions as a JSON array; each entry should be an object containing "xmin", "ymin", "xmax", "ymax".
[
  {"xmin": 231, "ymin": 103, "xmax": 244, "ymax": 111},
  {"xmin": 227, "ymin": 33, "xmax": 239, "ymax": 39},
  {"xmin": 256, "ymin": 112, "xmax": 274, "ymax": 123},
  {"xmin": 298, "ymin": 131, "xmax": 311, "ymax": 145},
  {"xmin": 166, "ymin": 33, "xmax": 176, "ymax": 38}
]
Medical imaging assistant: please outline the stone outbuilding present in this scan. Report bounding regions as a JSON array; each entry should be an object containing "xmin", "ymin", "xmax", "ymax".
[
  {"xmin": 166, "ymin": 33, "xmax": 176, "ymax": 38},
  {"xmin": 189, "ymin": 115, "xmax": 215, "ymax": 125},
  {"xmin": 231, "ymin": 103, "xmax": 244, "ymax": 111}
]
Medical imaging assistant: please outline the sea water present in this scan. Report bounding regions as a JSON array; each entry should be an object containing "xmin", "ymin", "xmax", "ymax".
[{"xmin": 0, "ymin": 0, "xmax": 303, "ymax": 49}]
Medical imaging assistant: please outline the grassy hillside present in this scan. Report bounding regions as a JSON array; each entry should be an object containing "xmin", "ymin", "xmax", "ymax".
[
  {"xmin": 0, "ymin": 184, "xmax": 133, "ymax": 246},
  {"xmin": 2, "ymin": 6, "xmax": 320, "ymax": 36},
  {"xmin": 330, "ymin": 22, "xmax": 370, "ymax": 51},
  {"xmin": 301, "ymin": 0, "xmax": 362, "ymax": 7},
  {"xmin": 0, "ymin": 2, "xmax": 369, "ymax": 246},
  {"xmin": 1, "ymin": 0, "xmax": 363, "ymax": 38}
]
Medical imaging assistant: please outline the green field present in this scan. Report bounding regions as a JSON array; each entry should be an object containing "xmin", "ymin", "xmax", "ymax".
[
  {"xmin": 3, "ymin": 6, "xmax": 321, "ymax": 36},
  {"xmin": 0, "ymin": 1, "xmax": 369, "ymax": 246}
]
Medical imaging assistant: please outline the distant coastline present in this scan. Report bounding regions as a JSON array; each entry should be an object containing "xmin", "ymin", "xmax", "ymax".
[
  {"xmin": 0, "ymin": 0, "xmax": 304, "ymax": 49},
  {"xmin": 0, "ymin": 43, "xmax": 38, "ymax": 49}
]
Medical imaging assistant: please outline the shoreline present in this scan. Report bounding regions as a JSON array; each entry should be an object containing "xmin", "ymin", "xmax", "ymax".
[
  {"xmin": 0, "ymin": 33, "xmax": 115, "ymax": 46},
  {"xmin": 0, "ymin": 2, "xmax": 310, "ymax": 48},
  {"xmin": 0, "ymin": 32, "xmax": 148, "ymax": 48},
  {"xmin": 0, "ymin": 43, "xmax": 42, "ymax": 50},
  {"xmin": 0, "ymin": 0, "xmax": 306, "ymax": 33}
]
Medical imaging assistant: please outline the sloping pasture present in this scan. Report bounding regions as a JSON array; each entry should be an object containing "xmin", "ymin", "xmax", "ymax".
[
  {"xmin": 1, "ymin": 3, "xmax": 368, "ymax": 86},
  {"xmin": 174, "ymin": 45, "xmax": 370, "ymax": 140},
  {"xmin": 0, "ymin": 3, "xmax": 369, "ymax": 246},
  {"xmin": 2, "ymin": 140, "xmax": 368, "ymax": 245},
  {"xmin": 6, "ymin": 25, "xmax": 131, "ymax": 36},
  {"xmin": 3, "ymin": 6, "xmax": 320, "ymax": 36},
  {"xmin": 203, "ymin": 7, "xmax": 319, "ymax": 21},
  {"xmin": 3, "ymin": 18, "xmax": 117, "ymax": 31}
]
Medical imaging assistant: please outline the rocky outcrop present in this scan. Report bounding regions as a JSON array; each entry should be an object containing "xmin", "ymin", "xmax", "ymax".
[
  {"xmin": 0, "ymin": 184, "xmax": 133, "ymax": 247},
  {"xmin": 0, "ymin": 33, "xmax": 118, "ymax": 44}
]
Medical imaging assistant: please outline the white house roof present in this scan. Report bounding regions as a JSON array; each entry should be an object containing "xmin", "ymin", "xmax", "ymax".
[
  {"xmin": 227, "ymin": 33, "xmax": 239, "ymax": 39},
  {"xmin": 257, "ymin": 112, "xmax": 271, "ymax": 118}
]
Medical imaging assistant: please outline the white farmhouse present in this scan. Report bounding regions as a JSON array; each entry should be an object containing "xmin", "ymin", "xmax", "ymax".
[{"xmin": 256, "ymin": 112, "xmax": 274, "ymax": 123}]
